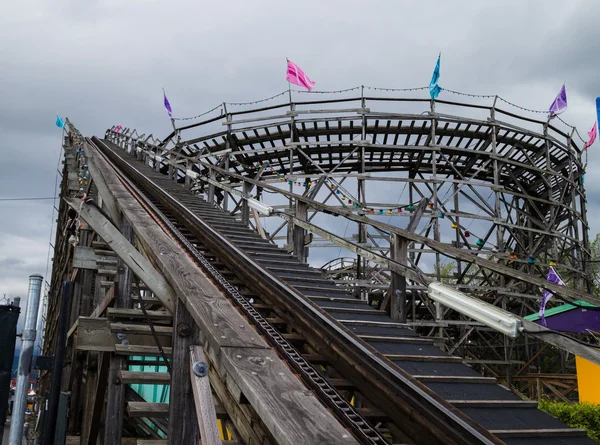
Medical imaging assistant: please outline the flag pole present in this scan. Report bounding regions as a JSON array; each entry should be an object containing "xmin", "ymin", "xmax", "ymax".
[
  {"xmin": 162, "ymin": 87, "xmax": 178, "ymax": 133},
  {"xmin": 286, "ymin": 58, "xmax": 293, "ymax": 105}
]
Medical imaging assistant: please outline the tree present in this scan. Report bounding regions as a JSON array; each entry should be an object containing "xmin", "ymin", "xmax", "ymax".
[{"xmin": 590, "ymin": 233, "xmax": 600, "ymax": 295}]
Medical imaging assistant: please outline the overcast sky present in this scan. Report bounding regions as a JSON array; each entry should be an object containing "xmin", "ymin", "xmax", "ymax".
[{"xmin": 1, "ymin": 0, "xmax": 599, "ymax": 309}]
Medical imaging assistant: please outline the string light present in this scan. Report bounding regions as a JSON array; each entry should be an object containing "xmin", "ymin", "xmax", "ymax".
[
  {"xmin": 227, "ymin": 90, "xmax": 289, "ymax": 106},
  {"xmin": 173, "ymin": 103, "xmax": 223, "ymax": 121}
]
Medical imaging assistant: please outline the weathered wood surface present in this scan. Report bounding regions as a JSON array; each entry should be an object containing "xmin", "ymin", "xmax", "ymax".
[
  {"xmin": 90, "ymin": 282, "xmax": 115, "ymax": 318},
  {"xmin": 110, "ymin": 323, "xmax": 173, "ymax": 336},
  {"xmin": 115, "ymin": 344, "xmax": 173, "ymax": 357},
  {"xmin": 64, "ymin": 196, "xmax": 176, "ymax": 313},
  {"xmin": 217, "ymin": 347, "xmax": 358, "ymax": 445},
  {"xmin": 107, "ymin": 307, "xmax": 172, "ymax": 322},
  {"xmin": 189, "ymin": 346, "xmax": 222, "ymax": 445},
  {"xmin": 75, "ymin": 317, "xmax": 171, "ymax": 352},
  {"xmin": 87, "ymin": 140, "xmax": 361, "ymax": 445},
  {"xmin": 81, "ymin": 351, "xmax": 110, "ymax": 445},
  {"xmin": 127, "ymin": 402, "xmax": 170, "ymax": 417},
  {"xmin": 105, "ymin": 218, "xmax": 134, "ymax": 445},
  {"xmin": 120, "ymin": 370, "xmax": 170, "ymax": 385},
  {"xmin": 73, "ymin": 246, "xmax": 98, "ymax": 269},
  {"xmin": 168, "ymin": 299, "xmax": 202, "ymax": 445}
]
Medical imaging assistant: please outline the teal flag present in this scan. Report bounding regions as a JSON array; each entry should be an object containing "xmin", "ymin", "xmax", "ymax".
[
  {"xmin": 429, "ymin": 55, "xmax": 441, "ymax": 100},
  {"xmin": 55, "ymin": 115, "xmax": 64, "ymax": 128}
]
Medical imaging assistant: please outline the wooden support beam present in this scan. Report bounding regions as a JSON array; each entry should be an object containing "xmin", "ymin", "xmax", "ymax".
[
  {"xmin": 251, "ymin": 208, "xmax": 267, "ymax": 239},
  {"xmin": 82, "ymin": 141, "xmax": 121, "ymax": 225},
  {"xmin": 90, "ymin": 283, "xmax": 115, "ymax": 318},
  {"xmin": 293, "ymin": 200, "xmax": 308, "ymax": 262},
  {"xmin": 168, "ymin": 299, "xmax": 201, "ymax": 445},
  {"xmin": 105, "ymin": 217, "xmax": 133, "ymax": 445},
  {"xmin": 81, "ymin": 351, "xmax": 110, "ymax": 445},
  {"xmin": 64, "ymin": 197, "xmax": 175, "ymax": 313},
  {"xmin": 390, "ymin": 198, "xmax": 428, "ymax": 322},
  {"xmin": 390, "ymin": 234, "xmax": 408, "ymax": 323},
  {"xmin": 75, "ymin": 317, "xmax": 171, "ymax": 352},
  {"xmin": 189, "ymin": 346, "xmax": 222, "ymax": 445}
]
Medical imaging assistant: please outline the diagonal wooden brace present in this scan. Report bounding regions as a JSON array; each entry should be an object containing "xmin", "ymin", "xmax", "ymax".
[{"xmin": 64, "ymin": 197, "xmax": 176, "ymax": 313}]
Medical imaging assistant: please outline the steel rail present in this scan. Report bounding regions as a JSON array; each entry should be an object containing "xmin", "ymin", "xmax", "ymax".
[{"xmin": 92, "ymin": 136, "xmax": 503, "ymax": 445}]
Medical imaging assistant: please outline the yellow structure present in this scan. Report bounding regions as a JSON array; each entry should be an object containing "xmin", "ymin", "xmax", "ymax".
[{"xmin": 576, "ymin": 356, "xmax": 600, "ymax": 404}]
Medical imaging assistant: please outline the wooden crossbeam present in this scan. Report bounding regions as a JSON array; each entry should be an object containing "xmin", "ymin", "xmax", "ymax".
[{"xmin": 64, "ymin": 197, "xmax": 175, "ymax": 313}]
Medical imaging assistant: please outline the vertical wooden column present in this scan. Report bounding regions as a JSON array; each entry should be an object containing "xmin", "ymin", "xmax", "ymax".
[
  {"xmin": 168, "ymin": 152, "xmax": 174, "ymax": 181},
  {"xmin": 185, "ymin": 159, "xmax": 192, "ymax": 189},
  {"xmin": 241, "ymin": 181, "xmax": 252, "ymax": 227},
  {"xmin": 222, "ymin": 157, "xmax": 230, "ymax": 211},
  {"xmin": 390, "ymin": 233, "xmax": 408, "ymax": 322},
  {"xmin": 294, "ymin": 200, "xmax": 308, "ymax": 262},
  {"xmin": 208, "ymin": 169, "xmax": 216, "ymax": 205},
  {"xmin": 168, "ymin": 298, "xmax": 202, "ymax": 444},
  {"xmin": 104, "ymin": 218, "xmax": 132, "ymax": 445}
]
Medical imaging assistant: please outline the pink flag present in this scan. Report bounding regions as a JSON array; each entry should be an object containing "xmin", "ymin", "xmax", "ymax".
[
  {"xmin": 115, "ymin": 123, "xmax": 122, "ymax": 133},
  {"xmin": 585, "ymin": 122, "xmax": 597, "ymax": 150},
  {"xmin": 286, "ymin": 59, "xmax": 315, "ymax": 91}
]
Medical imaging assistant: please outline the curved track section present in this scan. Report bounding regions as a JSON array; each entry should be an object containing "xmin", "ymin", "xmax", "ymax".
[{"xmin": 107, "ymin": 97, "xmax": 591, "ymax": 379}]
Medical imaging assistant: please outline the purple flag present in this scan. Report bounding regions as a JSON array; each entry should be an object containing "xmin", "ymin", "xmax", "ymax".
[
  {"xmin": 538, "ymin": 266, "xmax": 566, "ymax": 325},
  {"xmin": 163, "ymin": 90, "xmax": 173, "ymax": 117},
  {"xmin": 549, "ymin": 84, "xmax": 567, "ymax": 118}
]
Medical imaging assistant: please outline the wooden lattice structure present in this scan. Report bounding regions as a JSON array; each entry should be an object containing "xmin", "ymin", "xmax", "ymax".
[{"xmin": 37, "ymin": 94, "xmax": 600, "ymax": 445}]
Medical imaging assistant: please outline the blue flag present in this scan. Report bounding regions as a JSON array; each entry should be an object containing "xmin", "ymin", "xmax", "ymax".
[
  {"xmin": 429, "ymin": 55, "xmax": 441, "ymax": 100},
  {"xmin": 55, "ymin": 115, "xmax": 64, "ymax": 128},
  {"xmin": 596, "ymin": 97, "xmax": 600, "ymax": 127}
]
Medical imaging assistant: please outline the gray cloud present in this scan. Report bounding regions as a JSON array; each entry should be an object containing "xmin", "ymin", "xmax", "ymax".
[{"xmin": 2, "ymin": 0, "xmax": 600, "ymax": 305}]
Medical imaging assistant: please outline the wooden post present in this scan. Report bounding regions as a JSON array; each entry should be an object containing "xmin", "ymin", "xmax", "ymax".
[
  {"xmin": 390, "ymin": 233, "xmax": 408, "ymax": 322},
  {"xmin": 241, "ymin": 181, "xmax": 252, "ymax": 227},
  {"xmin": 189, "ymin": 346, "xmax": 226, "ymax": 445},
  {"xmin": 208, "ymin": 169, "xmax": 216, "ymax": 205},
  {"xmin": 80, "ymin": 351, "xmax": 110, "ymax": 445},
  {"xmin": 104, "ymin": 218, "xmax": 133, "ymax": 445},
  {"xmin": 185, "ymin": 160, "xmax": 191, "ymax": 189},
  {"xmin": 294, "ymin": 200, "xmax": 308, "ymax": 262},
  {"xmin": 168, "ymin": 299, "xmax": 202, "ymax": 445}
]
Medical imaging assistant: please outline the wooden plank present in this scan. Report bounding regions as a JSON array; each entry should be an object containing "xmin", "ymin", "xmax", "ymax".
[
  {"xmin": 127, "ymin": 402, "xmax": 169, "ymax": 418},
  {"xmin": 121, "ymin": 370, "xmax": 170, "ymax": 385},
  {"xmin": 82, "ymin": 351, "xmax": 110, "ymax": 445},
  {"xmin": 168, "ymin": 299, "xmax": 201, "ymax": 445},
  {"xmin": 83, "ymin": 140, "xmax": 122, "ymax": 225},
  {"xmin": 107, "ymin": 307, "xmax": 172, "ymax": 322},
  {"xmin": 76, "ymin": 317, "xmax": 171, "ymax": 352},
  {"xmin": 110, "ymin": 323, "xmax": 173, "ymax": 336},
  {"xmin": 217, "ymin": 347, "xmax": 359, "ymax": 445},
  {"xmin": 189, "ymin": 346, "xmax": 223, "ymax": 445},
  {"xmin": 90, "ymin": 283, "xmax": 115, "ymax": 318},
  {"xmin": 73, "ymin": 246, "xmax": 98, "ymax": 270},
  {"xmin": 115, "ymin": 344, "xmax": 172, "ymax": 357},
  {"xmin": 64, "ymin": 197, "xmax": 175, "ymax": 313},
  {"xmin": 106, "ymin": 218, "xmax": 133, "ymax": 445}
]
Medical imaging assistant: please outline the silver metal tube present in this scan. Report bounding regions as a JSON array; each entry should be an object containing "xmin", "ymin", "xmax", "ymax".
[{"xmin": 9, "ymin": 274, "xmax": 43, "ymax": 445}]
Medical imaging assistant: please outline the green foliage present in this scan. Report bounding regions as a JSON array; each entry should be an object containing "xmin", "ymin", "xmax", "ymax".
[
  {"xmin": 434, "ymin": 261, "xmax": 457, "ymax": 284},
  {"xmin": 539, "ymin": 400, "xmax": 600, "ymax": 443},
  {"xmin": 591, "ymin": 233, "xmax": 600, "ymax": 295}
]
